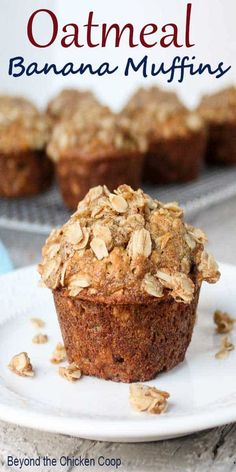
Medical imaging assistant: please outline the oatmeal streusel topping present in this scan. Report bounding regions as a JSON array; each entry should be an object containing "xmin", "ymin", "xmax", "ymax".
[
  {"xmin": 38, "ymin": 185, "xmax": 220, "ymax": 304},
  {"xmin": 199, "ymin": 86, "xmax": 236, "ymax": 124},
  {"xmin": 122, "ymin": 86, "xmax": 204, "ymax": 140},
  {"xmin": 47, "ymin": 111, "xmax": 146, "ymax": 162},
  {"xmin": 124, "ymin": 86, "xmax": 183, "ymax": 114},
  {"xmin": 47, "ymin": 88, "xmax": 99, "ymax": 121},
  {"xmin": 0, "ymin": 96, "xmax": 50, "ymax": 153}
]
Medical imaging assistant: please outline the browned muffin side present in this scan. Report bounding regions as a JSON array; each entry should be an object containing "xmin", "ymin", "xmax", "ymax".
[
  {"xmin": 39, "ymin": 185, "xmax": 220, "ymax": 383},
  {"xmin": 47, "ymin": 111, "xmax": 146, "ymax": 209},
  {"xmin": 198, "ymin": 86, "xmax": 236, "ymax": 165},
  {"xmin": 47, "ymin": 88, "xmax": 100, "ymax": 122},
  {"xmin": 54, "ymin": 284, "xmax": 200, "ymax": 382},
  {"xmin": 122, "ymin": 87, "xmax": 206, "ymax": 184},
  {"xmin": 141, "ymin": 109, "xmax": 206, "ymax": 184},
  {"xmin": 0, "ymin": 96, "xmax": 53, "ymax": 197}
]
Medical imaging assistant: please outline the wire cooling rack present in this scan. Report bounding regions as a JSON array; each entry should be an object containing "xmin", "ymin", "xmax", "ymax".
[{"xmin": 0, "ymin": 167, "xmax": 236, "ymax": 235}]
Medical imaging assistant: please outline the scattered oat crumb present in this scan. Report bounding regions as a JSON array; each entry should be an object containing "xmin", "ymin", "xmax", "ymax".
[
  {"xmin": 129, "ymin": 384, "xmax": 169, "ymax": 414},
  {"xmin": 8, "ymin": 352, "xmax": 34, "ymax": 377},
  {"xmin": 215, "ymin": 335, "xmax": 234, "ymax": 359},
  {"xmin": 50, "ymin": 343, "xmax": 67, "ymax": 364},
  {"xmin": 59, "ymin": 363, "xmax": 82, "ymax": 382},
  {"xmin": 214, "ymin": 310, "xmax": 235, "ymax": 334},
  {"xmin": 32, "ymin": 333, "xmax": 48, "ymax": 344},
  {"xmin": 31, "ymin": 317, "xmax": 45, "ymax": 328}
]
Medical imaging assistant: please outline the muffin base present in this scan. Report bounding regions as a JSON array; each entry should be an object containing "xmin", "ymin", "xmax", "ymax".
[
  {"xmin": 56, "ymin": 152, "xmax": 144, "ymax": 209},
  {"xmin": 205, "ymin": 122, "xmax": 236, "ymax": 165},
  {"xmin": 143, "ymin": 132, "xmax": 206, "ymax": 184},
  {"xmin": 0, "ymin": 150, "xmax": 53, "ymax": 197},
  {"xmin": 53, "ymin": 287, "xmax": 200, "ymax": 383}
]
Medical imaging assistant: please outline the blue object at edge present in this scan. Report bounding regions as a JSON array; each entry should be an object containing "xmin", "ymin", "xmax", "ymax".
[{"xmin": 0, "ymin": 241, "xmax": 13, "ymax": 275}]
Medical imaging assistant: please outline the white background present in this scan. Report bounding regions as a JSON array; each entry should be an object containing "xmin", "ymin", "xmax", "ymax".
[{"xmin": 0, "ymin": 0, "xmax": 235, "ymax": 110}]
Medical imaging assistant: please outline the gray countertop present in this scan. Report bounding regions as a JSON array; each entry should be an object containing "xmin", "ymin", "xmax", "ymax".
[{"xmin": 0, "ymin": 196, "xmax": 236, "ymax": 472}]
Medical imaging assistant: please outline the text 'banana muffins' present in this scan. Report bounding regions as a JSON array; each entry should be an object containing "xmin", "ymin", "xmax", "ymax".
[
  {"xmin": 0, "ymin": 96, "xmax": 53, "ymax": 197},
  {"xmin": 47, "ymin": 110, "xmax": 146, "ymax": 209},
  {"xmin": 39, "ymin": 185, "xmax": 220, "ymax": 383},
  {"xmin": 123, "ymin": 87, "xmax": 206, "ymax": 184},
  {"xmin": 199, "ymin": 86, "xmax": 236, "ymax": 165}
]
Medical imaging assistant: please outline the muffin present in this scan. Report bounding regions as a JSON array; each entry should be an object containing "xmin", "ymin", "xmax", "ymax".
[
  {"xmin": 140, "ymin": 106, "xmax": 206, "ymax": 184},
  {"xmin": 0, "ymin": 96, "xmax": 53, "ymax": 197},
  {"xmin": 47, "ymin": 110, "xmax": 146, "ymax": 209},
  {"xmin": 124, "ymin": 86, "xmax": 183, "ymax": 114},
  {"xmin": 198, "ymin": 86, "xmax": 236, "ymax": 165},
  {"xmin": 47, "ymin": 88, "xmax": 100, "ymax": 122},
  {"xmin": 39, "ymin": 185, "xmax": 220, "ymax": 383},
  {"xmin": 123, "ymin": 87, "xmax": 206, "ymax": 184}
]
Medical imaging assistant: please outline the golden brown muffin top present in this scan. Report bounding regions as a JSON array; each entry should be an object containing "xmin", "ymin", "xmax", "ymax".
[
  {"xmin": 47, "ymin": 88, "xmax": 99, "ymax": 121},
  {"xmin": 199, "ymin": 86, "xmax": 236, "ymax": 124},
  {"xmin": 122, "ymin": 87, "xmax": 203, "ymax": 140},
  {"xmin": 0, "ymin": 96, "xmax": 50, "ymax": 154},
  {"xmin": 130, "ymin": 104, "xmax": 204, "ymax": 141},
  {"xmin": 47, "ymin": 111, "xmax": 146, "ymax": 162},
  {"xmin": 39, "ymin": 185, "xmax": 220, "ymax": 304},
  {"xmin": 124, "ymin": 86, "xmax": 183, "ymax": 114}
]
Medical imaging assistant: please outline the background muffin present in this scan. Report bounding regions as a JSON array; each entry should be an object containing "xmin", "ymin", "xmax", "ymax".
[
  {"xmin": 137, "ymin": 105, "xmax": 206, "ymax": 184},
  {"xmin": 198, "ymin": 86, "xmax": 236, "ymax": 165},
  {"xmin": 123, "ymin": 86, "xmax": 183, "ymax": 115},
  {"xmin": 39, "ymin": 185, "xmax": 220, "ymax": 383},
  {"xmin": 47, "ymin": 110, "xmax": 146, "ymax": 209},
  {"xmin": 47, "ymin": 88, "xmax": 100, "ymax": 122},
  {"xmin": 0, "ymin": 96, "xmax": 53, "ymax": 198},
  {"xmin": 122, "ymin": 87, "xmax": 206, "ymax": 184}
]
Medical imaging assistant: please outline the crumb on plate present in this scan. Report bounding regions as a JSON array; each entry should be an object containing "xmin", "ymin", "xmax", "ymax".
[
  {"xmin": 59, "ymin": 363, "xmax": 82, "ymax": 382},
  {"xmin": 8, "ymin": 352, "xmax": 34, "ymax": 377},
  {"xmin": 129, "ymin": 384, "xmax": 169, "ymax": 414}
]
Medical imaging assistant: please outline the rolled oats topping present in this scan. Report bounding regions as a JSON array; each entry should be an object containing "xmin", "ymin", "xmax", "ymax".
[
  {"xmin": 90, "ymin": 237, "xmax": 109, "ymax": 260},
  {"xmin": 214, "ymin": 310, "xmax": 235, "ymax": 334},
  {"xmin": 8, "ymin": 352, "xmax": 34, "ymax": 377},
  {"xmin": 199, "ymin": 86, "xmax": 236, "ymax": 124},
  {"xmin": 47, "ymin": 111, "xmax": 146, "ymax": 162},
  {"xmin": 156, "ymin": 270, "xmax": 195, "ymax": 303},
  {"xmin": 39, "ymin": 185, "xmax": 220, "ymax": 303},
  {"xmin": 122, "ymin": 87, "xmax": 204, "ymax": 141},
  {"xmin": 141, "ymin": 274, "xmax": 163, "ymax": 298},
  {"xmin": 68, "ymin": 274, "xmax": 91, "ymax": 297},
  {"xmin": 124, "ymin": 86, "xmax": 183, "ymax": 115},
  {"xmin": 128, "ymin": 228, "xmax": 152, "ymax": 259},
  {"xmin": 129, "ymin": 384, "xmax": 169, "ymax": 414},
  {"xmin": 0, "ymin": 96, "xmax": 50, "ymax": 153},
  {"xmin": 198, "ymin": 251, "xmax": 220, "ymax": 283},
  {"xmin": 109, "ymin": 194, "xmax": 128, "ymax": 213},
  {"xmin": 47, "ymin": 88, "xmax": 99, "ymax": 121}
]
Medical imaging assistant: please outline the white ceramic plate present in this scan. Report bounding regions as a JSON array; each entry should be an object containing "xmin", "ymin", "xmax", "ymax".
[{"xmin": 0, "ymin": 263, "xmax": 235, "ymax": 443}]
